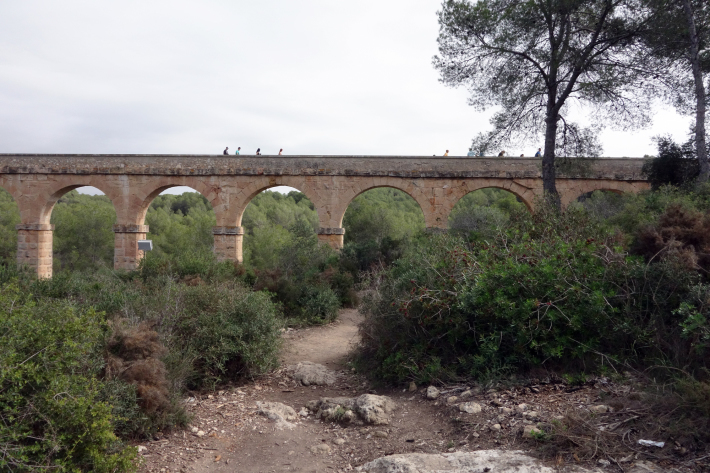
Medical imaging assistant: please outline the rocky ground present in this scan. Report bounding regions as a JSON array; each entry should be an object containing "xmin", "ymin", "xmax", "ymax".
[{"xmin": 135, "ymin": 309, "xmax": 709, "ymax": 473}]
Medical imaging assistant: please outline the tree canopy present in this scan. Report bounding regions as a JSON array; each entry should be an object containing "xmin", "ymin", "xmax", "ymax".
[
  {"xmin": 434, "ymin": 0, "xmax": 657, "ymax": 203},
  {"xmin": 643, "ymin": 0, "xmax": 709, "ymax": 181}
]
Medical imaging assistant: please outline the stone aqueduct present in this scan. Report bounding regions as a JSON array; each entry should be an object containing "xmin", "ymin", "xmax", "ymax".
[{"xmin": 0, "ymin": 154, "xmax": 650, "ymax": 278}]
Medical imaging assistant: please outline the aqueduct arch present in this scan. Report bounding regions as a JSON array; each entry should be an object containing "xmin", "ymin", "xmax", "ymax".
[
  {"xmin": 0, "ymin": 154, "xmax": 650, "ymax": 278},
  {"xmin": 335, "ymin": 183, "xmax": 428, "ymax": 228}
]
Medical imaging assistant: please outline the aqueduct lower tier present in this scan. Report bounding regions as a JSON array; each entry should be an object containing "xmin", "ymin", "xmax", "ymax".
[{"xmin": 0, "ymin": 154, "xmax": 650, "ymax": 278}]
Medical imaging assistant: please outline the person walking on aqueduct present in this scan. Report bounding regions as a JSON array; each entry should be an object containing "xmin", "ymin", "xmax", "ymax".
[{"xmin": 223, "ymin": 147, "xmax": 229, "ymax": 155}]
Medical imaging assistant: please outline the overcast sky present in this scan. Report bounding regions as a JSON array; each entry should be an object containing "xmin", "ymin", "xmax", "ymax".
[{"xmin": 0, "ymin": 0, "xmax": 694, "ymax": 164}]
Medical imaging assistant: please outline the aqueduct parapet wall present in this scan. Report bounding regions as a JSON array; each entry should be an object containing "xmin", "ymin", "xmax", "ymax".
[{"xmin": 0, "ymin": 154, "xmax": 650, "ymax": 278}]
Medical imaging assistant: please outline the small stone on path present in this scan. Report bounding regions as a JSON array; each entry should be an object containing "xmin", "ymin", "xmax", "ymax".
[
  {"xmin": 256, "ymin": 401, "xmax": 299, "ymax": 429},
  {"xmin": 288, "ymin": 361, "xmax": 336, "ymax": 386},
  {"xmin": 522, "ymin": 425, "xmax": 542, "ymax": 438},
  {"xmin": 458, "ymin": 402, "xmax": 482, "ymax": 414},
  {"xmin": 426, "ymin": 386, "xmax": 440, "ymax": 399},
  {"xmin": 589, "ymin": 404, "xmax": 612, "ymax": 414},
  {"xmin": 310, "ymin": 444, "xmax": 332, "ymax": 454}
]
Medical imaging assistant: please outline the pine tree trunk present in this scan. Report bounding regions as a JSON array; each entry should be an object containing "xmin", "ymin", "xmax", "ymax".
[
  {"xmin": 681, "ymin": 0, "xmax": 708, "ymax": 182},
  {"xmin": 543, "ymin": 108, "xmax": 561, "ymax": 207}
]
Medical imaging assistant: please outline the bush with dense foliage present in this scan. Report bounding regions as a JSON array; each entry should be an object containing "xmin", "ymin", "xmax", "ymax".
[
  {"xmin": 253, "ymin": 220, "xmax": 352, "ymax": 324},
  {"xmin": 356, "ymin": 201, "xmax": 710, "ymax": 384},
  {"xmin": 642, "ymin": 137, "xmax": 700, "ymax": 189},
  {"xmin": 0, "ymin": 283, "xmax": 137, "ymax": 472},
  {"xmin": 8, "ymin": 257, "xmax": 285, "ymax": 442}
]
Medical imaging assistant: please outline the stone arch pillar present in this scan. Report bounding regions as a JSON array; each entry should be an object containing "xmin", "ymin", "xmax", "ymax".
[{"xmin": 9, "ymin": 176, "xmax": 124, "ymax": 278}]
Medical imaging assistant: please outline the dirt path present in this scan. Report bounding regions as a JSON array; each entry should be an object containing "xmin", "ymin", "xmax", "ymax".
[
  {"xmin": 135, "ymin": 310, "xmax": 701, "ymax": 473},
  {"xmin": 138, "ymin": 309, "xmax": 458, "ymax": 473}
]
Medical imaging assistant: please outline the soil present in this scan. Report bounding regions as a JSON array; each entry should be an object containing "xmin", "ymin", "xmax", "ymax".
[{"xmin": 136, "ymin": 308, "xmax": 708, "ymax": 473}]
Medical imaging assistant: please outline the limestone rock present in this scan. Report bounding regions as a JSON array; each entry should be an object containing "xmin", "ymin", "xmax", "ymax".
[
  {"xmin": 334, "ymin": 438, "xmax": 346, "ymax": 445},
  {"xmin": 357, "ymin": 450, "xmax": 602, "ymax": 472},
  {"xmin": 309, "ymin": 394, "xmax": 396, "ymax": 425},
  {"xmin": 310, "ymin": 443, "xmax": 332, "ymax": 454},
  {"xmin": 589, "ymin": 404, "xmax": 612, "ymax": 414},
  {"xmin": 256, "ymin": 401, "xmax": 298, "ymax": 429},
  {"xmin": 408, "ymin": 381, "xmax": 417, "ymax": 392},
  {"xmin": 288, "ymin": 361, "xmax": 336, "ymax": 386},
  {"xmin": 458, "ymin": 402, "xmax": 482, "ymax": 414},
  {"xmin": 446, "ymin": 396, "xmax": 459, "ymax": 404},
  {"xmin": 426, "ymin": 386, "xmax": 440, "ymax": 399},
  {"xmin": 356, "ymin": 394, "xmax": 397, "ymax": 425},
  {"xmin": 523, "ymin": 425, "xmax": 542, "ymax": 438}
]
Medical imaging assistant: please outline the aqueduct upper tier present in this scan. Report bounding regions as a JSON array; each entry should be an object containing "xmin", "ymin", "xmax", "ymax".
[{"xmin": 0, "ymin": 154, "xmax": 649, "ymax": 278}]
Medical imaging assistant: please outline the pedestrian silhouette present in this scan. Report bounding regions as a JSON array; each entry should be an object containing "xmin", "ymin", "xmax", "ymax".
[
  {"xmin": 223, "ymin": 147, "xmax": 229, "ymax": 155},
  {"xmin": 279, "ymin": 149, "xmax": 283, "ymax": 155},
  {"xmin": 256, "ymin": 148, "xmax": 261, "ymax": 155}
]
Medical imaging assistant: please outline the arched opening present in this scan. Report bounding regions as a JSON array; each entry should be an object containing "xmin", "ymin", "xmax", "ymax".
[
  {"xmin": 241, "ymin": 187, "xmax": 318, "ymax": 269},
  {"xmin": 143, "ymin": 187, "xmax": 217, "ymax": 259},
  {"xmin": 49, "ymin": 186, "xmax": 117, "ymax": 273},
  {"xmin": 448, "ymin": 188, "xmax": 527, "ymax": 240},
  {"xmin": 0, "ymin": 187, "xmax": 20, "ymax": 267},
  {"xmin": 341, "ymin": 187, "xmax": 425, "ymax": 272},
  {"xmin": 241, "ymin": 186, "xmax": 352, "ymax": 324},
  {"xmin": 574, "ymin": 189, "xmax": 626, "ymax": 222}
]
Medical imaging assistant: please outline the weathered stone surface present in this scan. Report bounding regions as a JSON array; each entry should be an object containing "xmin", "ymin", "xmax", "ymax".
[
  {"xmin": 356, "ymin": 394, "xmax": 397, "ymax": 425},
  {"xmin": 523, "ymin": 425, "xmax": 543, "ymax": 438},
  {"xmin": 356, "ymin": 450, "xmax": 602, "ymax": 472},
  {"xmin": 256, "ymin": 401, "xmax": 298, "ymax": 429},
  {"xmin": 589, "ymin": 405, "xmax": 612, "ymax": 414},
  {"xmin": 0, "ymin": 154, "xmax": 650, "ymax": 278},
  {"xmin": 458, "ymin": 402, "xmax": 482, "ymax": 414},
  {"xmin": 426, "ymin": 386, "xmax": 440, "ymax": 400},
  {"xmin": 309, "ymin": 394, "xmax": 396, "ymax": 425},
  {"xmin": 288, "ymin": 361, "xmax": 336, "ymax": 386},
  {"xmin": 310, "ymin": 444, "xmax": 332, "ymax": 454}
]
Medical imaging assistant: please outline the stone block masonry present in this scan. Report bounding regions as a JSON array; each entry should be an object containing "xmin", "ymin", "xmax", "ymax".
[{"xmin": 0, "ymin": 155, "xmax": 650, "ymax": 277}]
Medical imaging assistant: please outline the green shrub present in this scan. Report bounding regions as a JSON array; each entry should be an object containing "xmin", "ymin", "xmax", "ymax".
[
  {"xmin": 174, "ymin": 282, "xmax": 283, "ymax": 388},
  {"xmin": 299, "ymin": 285, "xmax": 340, "ymax": 324},
  {"xmin": 0, "ymin": 284, "xmax": 137, "ymax": 472},
  {"xmin": 356, "ymin": 201, "xmax": 710, "ymax": 384},
  {"xmin": 642, "ymin": 137, "xmax": 699, "ymax": 189}
]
